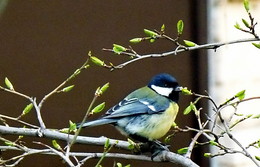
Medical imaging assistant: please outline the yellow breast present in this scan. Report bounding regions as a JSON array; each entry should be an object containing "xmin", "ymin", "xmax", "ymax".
[{"xmin": 137, "ymin": 102, "xmax": 179, "ymax": 140}]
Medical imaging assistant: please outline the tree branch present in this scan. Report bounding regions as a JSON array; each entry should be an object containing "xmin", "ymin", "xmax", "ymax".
[
  {"xmin": 0, "ymin": 125, "xmax": 199, "ymax": 167},
  {"xmin": 104, "ymin": 38, "xmax": 260, "ymax": 70}
]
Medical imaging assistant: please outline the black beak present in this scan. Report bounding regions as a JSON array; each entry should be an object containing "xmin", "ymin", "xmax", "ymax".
[{"xmin": 175, "ymin": 86, "xmax": 183, "ymax": 92}]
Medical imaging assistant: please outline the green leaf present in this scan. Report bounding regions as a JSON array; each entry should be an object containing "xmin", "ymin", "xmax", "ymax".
[
  {"xmin": 252, "ymin": 43, "xmax": 260, "ymax": 49},
  {"xmin": 18, "ymin": 135, "xmax": 24, "ymax": 140},
  {"xmin": 246, "ymin": 114, "xmax": 253, "ymax": 118},
  {"xmin": 149, "ymin": 38, "xmax": 156, "ymax": 43},
  {"xmin": 164, "ymin": 136, "xmax": 171, "ymax": 143},
  {"xmin": 242, "ymin": 19, "xmax": 250, "ymax": 28},
  {"xmin": 161, "ymin": 24, "xmax": 165, "ymax": 32},
  {"xmin": 92, "ymin": 102, "xmax": 106, "ymax": 114},
  {"xmin": 143, "ymin": 29, "xmax": 158, "ymax": 37},
  {"xmin": 235, "ymin": 90, "xmax": 246, "ymax": 100},
  {"xmin": 183, "ymin": 105, "xmax": 192, "ymax": 115},
  {"xmin": 69, "ymin": 120, "xmax": 77, "ymax": 132},
  {"xmin": 129, "ymin": 38, "xmax": 143, "ymax": 44},
  {"xmin": 5, "ymin": 77, "xmax": 14, "ymax": 90},
  {"xmin": 62, "ymin": 85, "xmax": 75, "ymax": 92},
  {"xmin": 90, "ymin": 56, "xmax": 104, "ymax": 66},
  {"xmin": 204, "ymin": 153, "xmax": 211, "ymax": 158},
  {"xmin": 113, "ymin": 44, "xmax": 127, "ymax": 54},
  {"xmin": 209, "ymin": 140, "xmax": 218, "ymax": 146},
  {"xmin": 99, "ymin": 82, "xmax": 109, "ymax": 95},
  {"xmin": 181, "ymin": 87, "xmax": 193, "ymax": 95},
  {"xmin": 116, "ymin": 163, "xmax": 123, "ymax": 167},
  {"xmin": 234, "ymin": 22, "xmax": 241, "ymax": 30},
  {"xmin": 244, "ymin": 0, "xmax": 250, "ymax": 12},
  {"xmin": 177, "ymin": 147, "xmax": 188, "ymax": 154},
  {"xmin": 5, "ymin": 141, "xmax": 15, "ymax": 146},
  {"xmin": 183, "ymin": 40, "xmax": 196, "ymax": 47},
  {"xmin": 22, "ymin": 103, "xmax": 33, "ymax": 116},
  {"xmin": 255, "ymin": 156, "xmax": 260, "ymax": 161},
  {"xmin": 257, "ymin": 140, "xmax": 260, "ymax": 148},
  {"xmin": 73, "ymin": 69, "xmax": 81, "ymax": 76},
  {"xmin": 177, "ymin": 20, "xmax": 184, "ymax": 35},
  {"xmin": 253, "ymin": 114, "xmax": 260, "ymax": 119},
  {"xmin": 172, "ymin": 122, "xmax": 178, "ymax": 128},
  {"xmin": 59, "ymin": 128, "xmax": 70, "ymax": 134},
  {"xmin": 104, "ymin": 138, "xmax": 110, "ymax": 150},
  {"xmin": 52, "ymin": 140, "xmax": 62, "ymax": 150},
  {"xmin": 127, "ymin": 138, "xmax": 136, "ymax": 150},
  {"xmin": 125, "ymin": 164, "xmax": 131, "ymax": 167},
  {"xmin": 183, "ymin": 102, "xmax": 195, "ymax": 115}
]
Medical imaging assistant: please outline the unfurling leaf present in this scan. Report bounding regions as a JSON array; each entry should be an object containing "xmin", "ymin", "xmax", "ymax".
[
  {"xmin": 52, "ymin": 140, "xmax": 62, "ymax": 150},
  {"xmin": 22, "ymin": 103, "xmax": 33, "ymax": 116},
  {"xmin": 177, "ymin": 20, "xmax": 184, "ymax": 35},
  {"xmin": 90, "ymin": 56, "xmax": 104, "ymax": 66},
  {"xmin": 177, "ymin": 147, "xmax": 188, "ymax": 154},
  {"xmin": 113, "ymin": 44, "xmax": 127, "ymax": 54},
  {"xmin": 181, "ymin": 87, "xmax": 193, "ymax": 95},
  {"xmin": 183, "ymin": 40, "xmax": 196, "ymax": 47},
  {"xmin": 253, "ymin": 114, "xmax": 260, "ymax": 119},
  {"xmin": 100, "ymin": 82, "xmax": 109, "ymax": 95},
  {"xmin": 255, "ymin": 156, "xmax": 260, "ymax": 161},
  {"xmin": 62, "ymin": 85, "xmax": 75, "ymax": 92},
  {"xmin": 127, "ymin": 138, "xmax": 136, "ymax": 150},
  {"xmin": 257, "ymin": 140, "xmax": 260, "ymax": 148},
  {"xmin": 235, "ymin": 90, "xmax": 246, "ymax": 100},
  {"xmin": 129, "ymin": 38, "xmax": 143, "ymax": 44},
  {"xmin": 116, "ymin": 163, "xmax": 123, "ymax": 167},
  {"xmin": 252, "ymin": 43, "xmax": 260, "ymax": 49},
  {"xmin": 5, "ymin": 141, "xmax": 15, "ymax": 146},
  {"xmin": 104, "ymin": 138, "xmax": 110, "ymax": 150},
  {"xmin": 161, "ymin": 24, "xmax": 165, "ymax": 32},
  {"xmin": 246, "ymin": 114, "xmax": 253, "ymax": 118},
  {"xmin": 149, "ymin": 38, "xmax": 156, "ymax": 43},
  {"xmin": 204, "ymin": 153, "xmax": 211, "ymax": 158},
  {"xmin": 59, "ymin": 128, "xmax": 70, "ymax": 134},
  {"xmin": 234, "ymin": 22, "xmax": 241, "ymax": 30},
  {"xmin": 91, "ymin": 102, "xmax": 106, "ymax": 114},
  {"xmin": 183, "ymin": 102, "xmax": 196, "ymax": 115},
  {"xmin": 73, "ymin": 69, "xmax": 81, "ymax": 76},
  {"xmin": 209, "ymin": 140, "xmax": 218, "ymax": 146},
  {"xmin": 5, "ymin": 77, "xmax": 14, "ymax": 90},
  {"xmin": 69, "ymin": 120, "xmax": 77, "ymax": 132},
  {"xmin": 143, "ymin": 29, "xmax": 158, "ymax": 37},
  {"xmin": 244, "ymin": 0, "xmax": 250, "ymax": 12},
  {"xmin": 183, "ymin": 105, "xmax": 192, "ymax": 115},
  {"xmin": 242, "ymin": 19, "xmax": 250, "ymax": 28},
  {"xmin": 164, "ymin": 135, "xmax": 171, "ymax": 143}
]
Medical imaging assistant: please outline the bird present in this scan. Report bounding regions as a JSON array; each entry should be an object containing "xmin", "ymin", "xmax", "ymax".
[{"xmin": 78, "ymin": 73, "xmax": 182, "ymax": 156}]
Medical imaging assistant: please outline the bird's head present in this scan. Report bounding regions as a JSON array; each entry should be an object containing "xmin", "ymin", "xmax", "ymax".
[{"xmin": 148, "ymin": 73, "xmax": 182, "ymax": 102}]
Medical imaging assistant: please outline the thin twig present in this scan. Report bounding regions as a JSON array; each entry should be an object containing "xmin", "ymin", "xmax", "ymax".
[
  {"xmin": 38, "ymin": 59, "xmax": 89, "ymax": 109},
  {"xmin": 104, "ymin": 38, "xmax": 259, "ymax": 70},
  {"xmin": 0, "ymin": 114, "xmax": 39, "ymax": 128}
]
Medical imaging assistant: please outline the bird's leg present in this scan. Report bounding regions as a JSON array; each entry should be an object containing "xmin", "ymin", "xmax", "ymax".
[
  {"xmin": 149, "ymin": 140, "xmax": 170, "ymax": 160},
  {"xmin": 130, "ymin": 139, "xmax": 170, "ymax": 160}
]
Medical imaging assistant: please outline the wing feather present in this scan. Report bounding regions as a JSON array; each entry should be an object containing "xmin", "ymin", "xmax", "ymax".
[{"xmin": 103, "ymin": 87, "xmax": 170, "ymax": 119}]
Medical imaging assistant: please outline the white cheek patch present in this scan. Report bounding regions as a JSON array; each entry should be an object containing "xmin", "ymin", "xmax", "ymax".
[{"xmin": 151, "ymin": 85, "xmax": 173, "ymax": 97}]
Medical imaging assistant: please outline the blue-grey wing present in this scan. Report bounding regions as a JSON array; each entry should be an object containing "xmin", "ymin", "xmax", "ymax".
[{"xmin": 103, "ymin": 97, "xmax": 169, "ymax": 119}]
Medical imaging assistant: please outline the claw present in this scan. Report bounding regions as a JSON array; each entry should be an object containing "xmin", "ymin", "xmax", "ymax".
[{"xmin": 149, "ymin": 140, "xmax": 170, "ymax": 160}]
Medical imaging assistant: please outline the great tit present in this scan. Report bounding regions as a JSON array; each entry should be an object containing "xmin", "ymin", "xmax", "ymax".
[{"xmin": 78, "ymin": 73, "xmax": 182, "ymax": 154}]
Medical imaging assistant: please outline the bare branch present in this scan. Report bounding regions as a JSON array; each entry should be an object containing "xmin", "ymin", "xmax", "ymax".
[{"xmin": 104, "ymin": 38, "xmax": 259, "ymax": 70}]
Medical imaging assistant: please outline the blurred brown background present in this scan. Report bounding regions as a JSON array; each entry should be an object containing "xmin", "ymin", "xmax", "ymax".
[{"xmin": 0, "ymin": 1, "xmax": 208, "ymax": 166}]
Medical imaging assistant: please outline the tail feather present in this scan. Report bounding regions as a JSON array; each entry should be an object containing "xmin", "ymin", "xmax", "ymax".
[{"xmin": 77, "ymin": 118, "xmax": 116, "ymax": 128}]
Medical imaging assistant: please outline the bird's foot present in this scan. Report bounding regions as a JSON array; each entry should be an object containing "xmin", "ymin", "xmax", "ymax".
[{"xmin": 149, "ymin": 140, "xmax": 170, "ymax": 160}]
